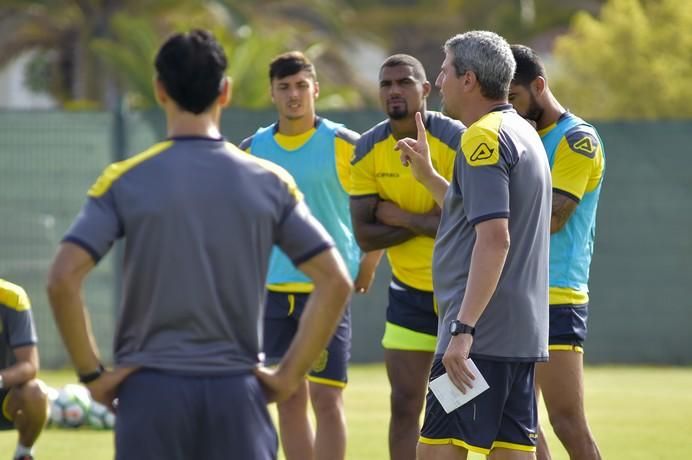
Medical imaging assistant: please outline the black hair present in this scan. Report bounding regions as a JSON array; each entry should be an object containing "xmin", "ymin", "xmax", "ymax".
[
  {"xmin": 269, "ymin": 51, "xmax": 316, "ymax": 81},
  {"xmin": 510, "ymin": 44, "xmax": 546, "ymax": 87},
  {"xmin": 154, "ymin": 29, "xmax": 228, "ymax": 114},
  {"xmin": 380, "ymin": 54, "xmax": 427, "ymax": 81}
]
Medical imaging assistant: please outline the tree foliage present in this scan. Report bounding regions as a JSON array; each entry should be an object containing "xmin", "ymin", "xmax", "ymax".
[
  {"xmin": 551, "ymin": 0, "xmax": 692, "ymax": 119},
  {"xmin": 0, "ymin": 0, "xmax": 368, "ymax": 110},
  {"xmin": 90, "ymin": 9, "xmax": 291, "ymax": 109}
]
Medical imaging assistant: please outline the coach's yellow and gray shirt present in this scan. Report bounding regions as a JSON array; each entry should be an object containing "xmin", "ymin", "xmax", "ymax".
[
  {"xmin": 351, "ymin": 111, "xmax": 464, "ymax": 291},
  {"xmin": 433, "ymin": 105, "xmax": 551, "ymax": 361},
  {"xmin": 64, "ymin": 137, "xmax": 334, "ymax": 375},
  {"xmin": 0, "ymin": 279, "xmax": 37, "ymax": 370}
]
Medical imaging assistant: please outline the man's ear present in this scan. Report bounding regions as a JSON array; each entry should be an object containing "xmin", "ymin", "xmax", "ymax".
[
  {"xmin": 422, "ymin": 80, "xmax": 432, "ymax": 98},
  {"xmin": 153, "ymin": 77, "xmax": 167, "ymax": 106},
  {"xmin": 219, "ymin": 76, "xmax": 233, "ymax": 108},
  {"xmin": 532, "ymin": 76, "xmax": 547, "ymax": 97},
  {"xmin": 313, "ymin": 80, "xmax": 320, "ymax": 99},
  {"xmin": 462, "ymin": 70, "xmax": 477, "ymax": 93}
]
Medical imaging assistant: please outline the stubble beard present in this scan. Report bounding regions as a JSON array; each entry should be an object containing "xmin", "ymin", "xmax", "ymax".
[{"xmin": 524, "ymin": 95, "xmax": 544, "ymax": 123}]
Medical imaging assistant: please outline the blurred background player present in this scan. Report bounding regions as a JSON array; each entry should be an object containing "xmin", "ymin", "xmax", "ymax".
[
  {"xmin": 400, "ymin": 31, "xmax": 551, "ymax": 460},
  {"xmin": 238, "ymin": 51, "xmax": 379, "ymax": 460},
  {"xmin": 349, "ymin": 54, "xmax": 464, "ymax": 460},
  {"xmin": 47, "ymin": 30, "xmax": 352, "ymax": 460},
  {"xmin": 510, "ymin": 44, "xmax": 604, "ymax": 460},
  {"xmin": 0, "ymin": 279, "xmax": 49, "ymax": 460}
]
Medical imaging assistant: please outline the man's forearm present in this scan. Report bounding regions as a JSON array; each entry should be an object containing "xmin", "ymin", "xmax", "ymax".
[
  {"xmin": 355, "ymin": 223, "xmax": 414, "ymax": 252},
  {"xmin": 0, "ymin": 361, "xmax": 36, "ymax": 387},
  {"xmin": 398, "ymin": 211, "xmax": 441, "ymax": 238},
  {"xmin": 359, "ymin": 250, "xmax": 383, "ymax": 274},
  {"xmin": 419, "ymin": 172, "xmax": 449, "ymax": 208},
  {"xmin": 47, "ymin": 284, "xmax": 102, "ymax": 374}
]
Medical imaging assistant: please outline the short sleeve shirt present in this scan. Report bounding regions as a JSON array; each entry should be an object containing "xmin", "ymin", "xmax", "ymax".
[
  {"xmin": 351, "ymin": 112, "xmax": 464, "ymax": 291},
  {"xmin": 0, "ymin": 279, "xmax": 38, "ymax": 370},
  {"xmin": 64, "ymin": 138, "xmax": 334, "ymax": 374},
  {"xmin": 433, "ymin": 106, "xmax": 551, "ymax": 361}
]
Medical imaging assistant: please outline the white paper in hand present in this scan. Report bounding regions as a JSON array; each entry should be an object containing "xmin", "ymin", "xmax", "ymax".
[{"xmin": 429, "ymin": 359, "xmax": 490, "ymax": 414}]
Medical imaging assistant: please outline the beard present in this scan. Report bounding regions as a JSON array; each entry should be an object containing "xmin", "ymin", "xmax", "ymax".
[
  {"xmin": 388, "ymin": 108, "xmax": 408, "ymax": 120},
  {"xmin": 386, "ymin": 99, "xmax": 409, "ymax": 120},
  {"xmin": 524, "ymin": 95, "xmax": 544, "ymax": 123}
]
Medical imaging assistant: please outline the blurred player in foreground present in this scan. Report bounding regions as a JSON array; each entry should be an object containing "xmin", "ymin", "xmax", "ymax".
[{"xmin": 47, "ymin": 30, "xmax": 351, "ymax": 460}]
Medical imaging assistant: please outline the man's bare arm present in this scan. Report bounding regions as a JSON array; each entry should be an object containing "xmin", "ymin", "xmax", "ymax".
[
  {"xmin": 350, "ymin": 196, "xmax": 414, "ymax": 251},
  {"xmin": 46, "ymin": 242, "xmax": 102, "ymax": 375},
  {"xmin": 444, "ymin": 218, "xmax": 510, "ymax": 391},
  {"xmin": 375, "ymin": 201, "xmax": 441, "ymax": 238},
  {"xmin": 0, "ymin": 345, "xmax": 39, "ymax": 387},
  {"xmin": 354, "ymin": 250, "xmax": 384, "ymax": 294},
  {"xmin": 551, "ymin": 192, "xmax": 578, "ymax": 234},
  {"xmin": 396, "ymin": 112, "xmax": 450, "ymax": 207}
]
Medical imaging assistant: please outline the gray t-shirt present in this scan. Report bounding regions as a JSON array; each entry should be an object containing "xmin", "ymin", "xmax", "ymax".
[
  {"xmin": 0, "ymin": 279, "xmax": 38, "ymax": 370},
  {"xmin": 433, "ymin": 105, "xmax": 551, "ymax": 361},
  {"xmin": 65, "ymin": 138, "xmax": 334, "ymax": 375}
]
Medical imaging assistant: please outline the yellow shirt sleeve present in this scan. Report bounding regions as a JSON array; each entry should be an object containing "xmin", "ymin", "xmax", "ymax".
[
  {"xmin": 0, "ymin": 279, "xmax": 31, "ymax": 311},
  {"xmin": 350, "ymin": 148, "xmax": 377, "ymax": 196},
  {"xmin": 552, "ymin": 134, "xmax": 603, "ymax": 201},
  {"xmin": 335, "ymin": 137, "xmax": 354, "ymax": 193}
]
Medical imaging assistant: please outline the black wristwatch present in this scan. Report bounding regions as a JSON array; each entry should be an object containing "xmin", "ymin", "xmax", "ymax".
[
  {"xmin": 449, "ymin": 320, "xmax": 475, "ymax": 337},
  {"xmin": 78, "ymin": 363, "xmax": 105, "ymax": 384}
]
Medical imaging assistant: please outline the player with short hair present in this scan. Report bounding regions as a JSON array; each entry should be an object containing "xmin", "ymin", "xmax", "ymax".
[
  {"xmin": 400, "ymin": 31, "xmax": 552, "ymax": 459},
  {"xmin": 47, "ymin": 30, "xmax": 352, "ymax": 460},
  {"xmin": 0, "ymin": 279, "xmax": 49, "ymax": 460},
  {"xmin": 509, "ymin": 43, "xmax": 604, "ymax": 460},
  {"xmin": 239, "ymin": 50, "xmax": 380, "ymax": 460},
  {"xmin": 350, "ymin": 54, "xmax": 464, "ymax": 460}
]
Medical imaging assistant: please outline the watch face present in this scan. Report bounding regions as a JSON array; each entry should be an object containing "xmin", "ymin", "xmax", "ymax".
[{"xmin": 449, "ymin": 320, "xmax": 460, "ymax": 335}]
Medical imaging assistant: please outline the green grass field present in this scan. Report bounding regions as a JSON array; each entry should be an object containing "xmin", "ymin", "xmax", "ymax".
[{"xmin": 1, "ymin": 365, "xmax": 691, "ymax": 459}]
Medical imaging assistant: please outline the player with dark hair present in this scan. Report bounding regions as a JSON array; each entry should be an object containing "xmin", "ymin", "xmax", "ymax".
[
  {"xmin": 47, "ymin": 30, "xmax": 352, "ymax": 460},
  {"xmin": 350, "ymin": 54, "xmax": 464, "ymax": 460},
  {"xmin": 240, "ymin": 50, "xmax": 380, "ymax": 460},
  {"xmin": 510, "ymin": 43, "xmax": 604, "ymax": 460},
  {"xmin": 0, "ymin": 279, "xmax": 49, "ymax": 460},
  {"xmin": 401, "ymin": 31, "xmax": 552, "ymax": 459}
]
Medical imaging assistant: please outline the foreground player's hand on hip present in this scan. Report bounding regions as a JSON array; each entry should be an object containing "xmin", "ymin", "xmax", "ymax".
[
  {"xmin": 442, "ymin": 334, "xmax": 476, "ymax": 394},
  {"xmin": 254, "ymin": 366, "xmax": 301, "ymax": 403},
  {"xmin": 395, "ymin": 111, "xmax": 434, "ymax": 184},
  {"xmin": 87, "ymin": 366, "xmax": 139, "ymax": 412}
]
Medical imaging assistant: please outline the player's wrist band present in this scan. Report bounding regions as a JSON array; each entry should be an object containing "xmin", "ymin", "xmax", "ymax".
[{"xmin": 78, "ymin": 363, "xmax": 105, "ymax": 384}]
